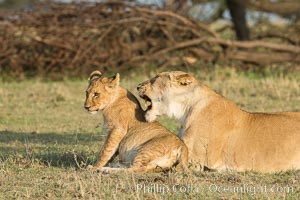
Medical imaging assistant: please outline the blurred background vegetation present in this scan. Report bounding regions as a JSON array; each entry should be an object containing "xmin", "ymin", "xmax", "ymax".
[
  {"xmin": 0, "ymin": 0, "xmax": 299, "ymax": 80},
  {"xmin": 0, "ymin": 2, "xmax": 299, "ymax": 199}
]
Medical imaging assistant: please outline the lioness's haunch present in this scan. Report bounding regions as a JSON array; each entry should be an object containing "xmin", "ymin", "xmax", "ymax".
[
  {"xmin": 84, "ymin": 71, "xmax": 188, "ymax": 172},
  {"xmin": 137, "ymin": 71, "xmax": 300, "ymax": 172}
]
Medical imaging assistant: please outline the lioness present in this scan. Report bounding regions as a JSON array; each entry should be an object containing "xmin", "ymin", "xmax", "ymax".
[
  {"xmin": 137, "ymin": 71, "xmax": 300, "ymax": 172},
  {"xmin": 84, "ymin": 71, "xmax": 188, "ymax": 172}
]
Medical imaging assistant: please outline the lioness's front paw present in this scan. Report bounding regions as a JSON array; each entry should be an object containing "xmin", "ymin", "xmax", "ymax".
[{"xmin": 145, "ymin": 111, "xmax": 157, "ymax": 122}]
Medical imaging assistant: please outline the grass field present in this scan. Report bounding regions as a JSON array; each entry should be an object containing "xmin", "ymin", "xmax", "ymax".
[{"xmin": 0, "ymin": 67, "xmax": 299, "ymax": 199}]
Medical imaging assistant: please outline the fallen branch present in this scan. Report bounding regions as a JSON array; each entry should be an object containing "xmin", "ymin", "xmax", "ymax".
[
  {"xmin": 206, "ymin": 38, "xmax": 300, "ymax": 53},
  {"xmin": 247, "ymin": 0, "xmax": 300, "ymax": 17},
  {"xmin": 227, "ymin": 51, "xmax": 300, "ymax": 64}
]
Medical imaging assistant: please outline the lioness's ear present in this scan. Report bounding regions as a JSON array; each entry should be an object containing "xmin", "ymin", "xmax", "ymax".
[
  {"xmin": 176, "ymin": 74, "xmax": 193, "ymax": 86},
  {"xmin": 109, "ymin": 73, "xmax": 120, "ymax": 88},
  {"xmin": 89, "ymin": 70, "xmax": 102, "ymax": 81}
]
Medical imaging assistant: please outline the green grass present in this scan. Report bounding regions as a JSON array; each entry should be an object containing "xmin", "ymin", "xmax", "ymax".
[{"xmin": 0, "ymin": 67, "xmax": 299, "ymax": 199}]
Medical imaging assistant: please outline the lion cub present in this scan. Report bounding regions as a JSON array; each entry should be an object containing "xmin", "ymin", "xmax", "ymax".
[{"xmin": 84, "ymin": 71, "xmax": 188, "ymax": 172}]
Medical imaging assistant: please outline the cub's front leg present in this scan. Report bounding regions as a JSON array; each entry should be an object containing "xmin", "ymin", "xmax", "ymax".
[{"xmin": 87, "ymin": 128, "xmax": 126, "ymax": 171}]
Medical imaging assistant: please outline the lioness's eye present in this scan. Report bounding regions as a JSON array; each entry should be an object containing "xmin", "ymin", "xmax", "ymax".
[
  {"xmin": 150, "ymin": 77, "xmax": 157, "ymax": 84},
  {"xmin": 94, "ymin": 92, "xmax": 100, "ymax": 97}
]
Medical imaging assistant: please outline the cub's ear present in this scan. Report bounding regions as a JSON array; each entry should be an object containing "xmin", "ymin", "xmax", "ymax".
[
  {"xmin": 89, "ymin": 70, "xmax": 102, "ymax": 81},
  {"xmin": 176, "ymin": 74, "xmax": 194, "ymax": 86},
  {"xmin": 108, "ymin": 73, "xmax": 120, "ymax": 88}
]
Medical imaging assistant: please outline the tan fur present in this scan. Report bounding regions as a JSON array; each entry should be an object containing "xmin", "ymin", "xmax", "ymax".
[
  {"xmin": 137, "ymin": 71, "xmax": 300, "ymax": 172},
  {"xmin": 84, "ymin": 71, "xmax": 188, "ymax": 173}
]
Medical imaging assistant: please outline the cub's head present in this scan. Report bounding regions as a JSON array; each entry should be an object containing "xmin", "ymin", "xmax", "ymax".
[
  {"xmin": 137, "ymin": 71, "xmax": 198, "ymax": 122},
  {"xmin": 84, "ymin": 70, "xmax": 120, "ymax": 114}
]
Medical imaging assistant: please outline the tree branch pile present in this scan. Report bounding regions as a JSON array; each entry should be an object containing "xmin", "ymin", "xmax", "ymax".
[{"xmin": 0, "ymin": 1, "xmax": 299, "ymax": 78}]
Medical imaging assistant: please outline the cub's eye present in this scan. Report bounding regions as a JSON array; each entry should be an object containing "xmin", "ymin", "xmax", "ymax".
[{"xmin": 94, "ymin": 92, "xmax": 100, "ymax": 98}]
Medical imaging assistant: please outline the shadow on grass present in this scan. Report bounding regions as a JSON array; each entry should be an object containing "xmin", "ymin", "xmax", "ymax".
[
  {"xmin": 0, "ymin": 130, "xmax": 102, "ymax": 145},
  {"xmin": 0, "ymin": 130, "xmax": 102, "ymax": 169},
  {"xmin": 37, "ymin": 150, "xmax": 95, "ymax": 169}
]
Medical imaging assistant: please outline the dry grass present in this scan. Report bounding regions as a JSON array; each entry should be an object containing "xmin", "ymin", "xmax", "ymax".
[{"xmin": 0, "ymin": 67, "xmax": 299, "ymax": 199}]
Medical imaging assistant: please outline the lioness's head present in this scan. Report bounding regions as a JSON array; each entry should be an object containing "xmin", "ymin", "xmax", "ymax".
[
  {"xmin": 137, "ymin": 71, "xmax": 198, "ymax": 122},
  {"xmin": 84, "ymin": 70, "xmax": 120, "ymax": 114}
]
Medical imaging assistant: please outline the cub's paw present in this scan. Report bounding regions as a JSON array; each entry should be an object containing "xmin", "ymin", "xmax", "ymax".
[
  {"xmin": 87, "ymin": 165, "xmax": 100, "ymax": 172},
  {"xmin": 87, "ymin": 165, "xmax": 110, "ymax": 174}
]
